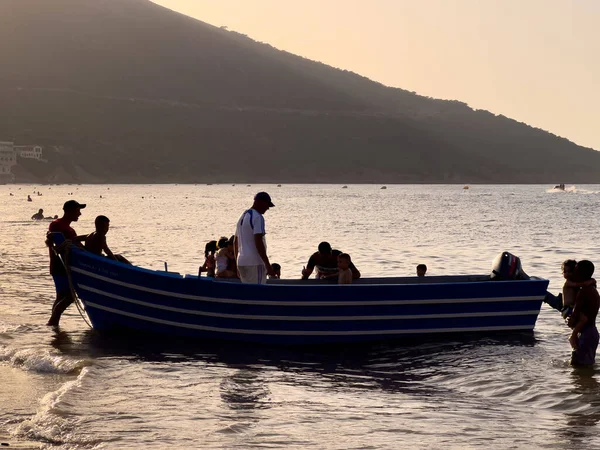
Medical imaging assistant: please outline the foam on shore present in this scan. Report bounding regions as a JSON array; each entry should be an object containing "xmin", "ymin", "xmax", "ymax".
[{"xmin": 0, "ymin": 345, "xmax": 87, "ymax": 375}]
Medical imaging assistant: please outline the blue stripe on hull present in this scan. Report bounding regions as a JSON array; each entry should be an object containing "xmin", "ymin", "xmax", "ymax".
[{"xmin": 85, "ymin": 305, "xmax": 538, "ymax": 345}]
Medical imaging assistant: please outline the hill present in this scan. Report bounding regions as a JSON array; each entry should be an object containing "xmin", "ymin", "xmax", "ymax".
[{"xmin": 0, "ymin": 0, "xmax": 598, "ymax": 183}]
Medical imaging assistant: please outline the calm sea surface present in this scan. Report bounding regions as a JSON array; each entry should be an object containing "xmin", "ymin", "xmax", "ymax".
[{"xmin": 2, "ymin": 184, "xmax": 600, "ymax": 449}]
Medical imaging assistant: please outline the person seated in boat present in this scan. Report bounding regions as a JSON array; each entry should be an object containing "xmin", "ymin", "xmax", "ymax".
[
  {"xmin": 215, "ymin": 236, "xmax": 238, "ymax": 279},
  {"xmin": 416, "ymin": 264, "xmax": 427, "ymax": 277},
  {"xmin": 84, "ymin": 215, "xmax": 131, "ymax": 264},
  {"xmin": 337, "ymin": 253, "xmax": 353, "ymax": 284},
  {"xmin": 31, "ymin": 208, "xmax": 45, "ymax": 220},
  {"xmin": 301, "ymin": 241, "xmax": 360, "ymax": 280},
  {"xmin": 269, "ymin": 263, "xmax": 281, "ymax": 279},
  {"xmin": 199, "ymin": 240, "xmax": 217, "ymax": 277}
]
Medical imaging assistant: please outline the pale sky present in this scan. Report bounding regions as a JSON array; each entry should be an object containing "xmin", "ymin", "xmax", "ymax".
[{"xmin": 152, "ymin": 0, "xmax": 599, "ymax": 150}]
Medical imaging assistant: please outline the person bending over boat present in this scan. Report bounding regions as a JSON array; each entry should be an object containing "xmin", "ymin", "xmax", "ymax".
[
  {"xmin": 567, "ymin": 260, "xmax": 600, "ymax": 366},
  {"xmin": 215, "ymin": 236, "xmax": 238, "ymax": 279},
  {"xmin": 199, "ymin": 240, "xmax": 217, "ymax": 277},
  {"xmin": 84, "ymin": 215, "xmax": 131, "ymax": 264},
  {"xmin": 46, "ymin": 200, "xmax": 87, "ymax": 326},
  {"xmin": 301, "ymin": 242, "xmax": 360, "ymax": 280},
  {"xmin": 234, "ymin": 192, "xmax": 276, "ymax": 284}
]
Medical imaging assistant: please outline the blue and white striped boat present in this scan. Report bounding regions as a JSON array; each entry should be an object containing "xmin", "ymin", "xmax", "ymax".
[{"xmin": 60, "ymin": 246, "xmax": 550, "ymax": 345}]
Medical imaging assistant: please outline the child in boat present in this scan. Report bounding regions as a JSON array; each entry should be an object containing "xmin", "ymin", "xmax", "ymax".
[
  {"xmin": 338, "ymin": 253, "xmax": 353, "ymax": 284},
  {"xmin": 215, "ymin": 236, "xmax": 237, "ymax": 279},
  {"xmin": 199, "ymin": 240, "xmax": 217, "ymax": 277},
  {"xmin": 417, "ymin": 264, "xmax": 427, "ymax": 277},
  {"xmin": 269, "ymin": 263, "xmax": 281, "ymax": 279},
  {"xmin": 85, "ymin": 215, "xmax": 131, "ymax": 264}
]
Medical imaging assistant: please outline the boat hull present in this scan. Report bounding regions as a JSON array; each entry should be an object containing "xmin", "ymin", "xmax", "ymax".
[{"xmin": 67, "ymin": 249, "xmax": 549, "ymax": 345}]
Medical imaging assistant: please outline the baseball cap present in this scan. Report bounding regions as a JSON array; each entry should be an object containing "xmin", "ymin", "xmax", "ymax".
[
  {"xmin": 63, "ymin": 200, "xmax": 87, "ymax": 211},
  {"xmin": 254, "ymin": 192, "xmax": 274, "ymax": 207}
]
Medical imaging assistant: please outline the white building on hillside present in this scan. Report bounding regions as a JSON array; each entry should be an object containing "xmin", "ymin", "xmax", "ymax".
[
  {"xmin": 14, "ymin": 145, "xmax": 43, "ymax": 160},
  {"xmin": 0, "ymin": 141, "xmax": 16, "ymax": 182}
]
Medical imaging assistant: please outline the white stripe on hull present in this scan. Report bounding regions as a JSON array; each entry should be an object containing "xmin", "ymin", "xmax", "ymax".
[
  {"xmin": 72, "ymin": 268, "xmax": 543, "ymax": 307},
  {"xmin": 79, "ymin": 285, "xmax": 540, "ymax": 322},
  {"xmin": 85, "ymin": 302, "xmax": 536, "ymax": 336}
]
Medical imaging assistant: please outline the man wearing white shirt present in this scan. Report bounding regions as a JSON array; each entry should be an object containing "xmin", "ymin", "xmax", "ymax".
[{"xmin": 234, "ymin": 192, "xmax": 276, "ymax": 284}]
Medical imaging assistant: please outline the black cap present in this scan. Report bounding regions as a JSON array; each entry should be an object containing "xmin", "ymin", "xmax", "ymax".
[
  {"xmin": 63, "ymin": 200, "xmax": 86, "ymax": 211},
  {"xmin": 254, "ymin": 192, "xmax": 274, "ymax": 207}
]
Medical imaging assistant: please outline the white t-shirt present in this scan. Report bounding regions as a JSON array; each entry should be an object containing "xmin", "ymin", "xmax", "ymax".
[{"xmin": 235, "ymin": 209, "xmax": 266, "ymax": 267}]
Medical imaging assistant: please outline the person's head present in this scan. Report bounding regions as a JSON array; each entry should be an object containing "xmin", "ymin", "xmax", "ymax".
[
  {"xmin": 62, "ymin": 200, "xmax": 86, "ymax": 222},
  {"xmin": 38, "ymin": 208, "xmax": 43, "ymax": 213},
  {"xmin": 217, "ymin": 236, "xmax": 233, "ymax": 251},
  {"xmin": 252, "ymin": 192, "xmax": 274, "ymax": 214},
  {"xmin": 561, "ymin": 259, "xmax": 577, "ymax": 280},
  {"xmin": 318, "ymin": 241, "xmax": 332, "ymax": 255},
  {"xmin": 271, "ymin": 263, "xmax": 281, "ymax": 279},
  {"xmin": 574, "ymin": 260, "xmax": 595, "ymax": 282},
  {"xmin": 337, "ymin": 253, "xmax": 351, "ymax": 270},
  {"xmin": 204, "ymin": 240, "xmax": 218, "ymax": 257},
  {"xmin": 94, "ymin": 215, "xmax": 110, "ymax": 235},
  {"xmin": 417, "ymin": 264, "xmax": 427, "ymax": 277}
]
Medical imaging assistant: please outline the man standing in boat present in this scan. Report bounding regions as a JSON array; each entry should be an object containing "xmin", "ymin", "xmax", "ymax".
[
  {"xmin": 234, "ymin": 192, "xmax": 276, "ymax": 284},
  {"xmin": 46, "ymin": 200, "xmax": 86, "ymax": 326}
]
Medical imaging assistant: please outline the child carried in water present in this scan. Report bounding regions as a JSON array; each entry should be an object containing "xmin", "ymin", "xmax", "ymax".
[
  {"xmin": 85, "ymin": 215, "xmax": 131, "ymax": 264},
  {"xmin": 338, "ymin": 253, "xmax": 353, "ymax": 284}
]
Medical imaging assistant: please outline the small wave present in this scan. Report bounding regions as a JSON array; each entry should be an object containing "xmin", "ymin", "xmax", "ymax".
[
  {"xmin": 0, "ymin": 345, "xmax": 88, "ymax": 374},
  {"xmin": 0, "ymin": 322, "xmax": 34, "ymax": 334},
  {"xmin": 546, "ymin": 185, "xmax": 599, "ymax": 194},
  {"xmin": 12, "ymin": 367, "xmax": 102, "ymax": 447}
]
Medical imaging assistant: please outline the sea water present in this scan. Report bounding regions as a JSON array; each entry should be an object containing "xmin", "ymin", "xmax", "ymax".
[{"xmin": 1, "ymin": 184, "xmax": 600, "ymax": 449}]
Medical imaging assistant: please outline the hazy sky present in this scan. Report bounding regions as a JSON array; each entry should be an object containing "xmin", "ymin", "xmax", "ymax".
[{"xmin": 152, "ymin": 0, "xmax": 599, "ymax": 150}]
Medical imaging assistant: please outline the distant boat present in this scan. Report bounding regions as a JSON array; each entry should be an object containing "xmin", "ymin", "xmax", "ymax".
[
  {"xmin": 463, "ymin": 186, "xmax": 469, "ymax": 190},
  {"xmin": 277, "ymin": 184, "xmax": 282, "ymax": 187},
  {"xmin": 380, "ymin": 186, "xmax": 387, "ymax": 190},
  {"xmin": 342, "ymin": 185, "xmax": 348, "ymax": 189},
  {"xmin": 553, "ymin": 184, "xmax": 565, "ymax": 191}
]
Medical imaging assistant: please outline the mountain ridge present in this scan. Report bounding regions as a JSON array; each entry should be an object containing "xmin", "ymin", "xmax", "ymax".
[{"xmin": 0, "ymin": 0, "xmax": 597, "ymax": 184}]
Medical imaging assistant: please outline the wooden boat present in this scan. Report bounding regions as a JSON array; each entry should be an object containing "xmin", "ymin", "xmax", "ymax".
[{"xmin": 54, "ymin": 244, "xmax": 550, "ymax": 345}]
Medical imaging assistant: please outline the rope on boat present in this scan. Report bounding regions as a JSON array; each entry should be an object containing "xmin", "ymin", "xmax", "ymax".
[{"xmin": 49, "ymin": 237, "xmax": 93, "ymax": 329}]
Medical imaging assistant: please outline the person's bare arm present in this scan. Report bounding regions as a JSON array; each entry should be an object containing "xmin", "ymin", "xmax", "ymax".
[
  {"xmin": 350, "ymin": 262, "xmax": 361, "ymax": 280},
  {"xmin": 301, "ymin": 261, "xmax": 315, "ymax": 280},
  {"xmin": 565, "ymin": 279, "xmax": 595, "ymax": 288},
  {"xmin": 102, "ymin": 237, "xmax": 117, "ymax": 260},
  {"xmin": 569, "ymin": 314, "xmax": 588, "ymax": 349},
  {"xmin": 254, "ymin": 234, "xmax": 274, "ymax": 276}
]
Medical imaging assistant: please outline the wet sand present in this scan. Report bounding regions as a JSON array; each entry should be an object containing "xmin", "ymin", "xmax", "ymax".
[{"xmin": 0, "ymin": 432, "xmax": 41, "ymax": 449}]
